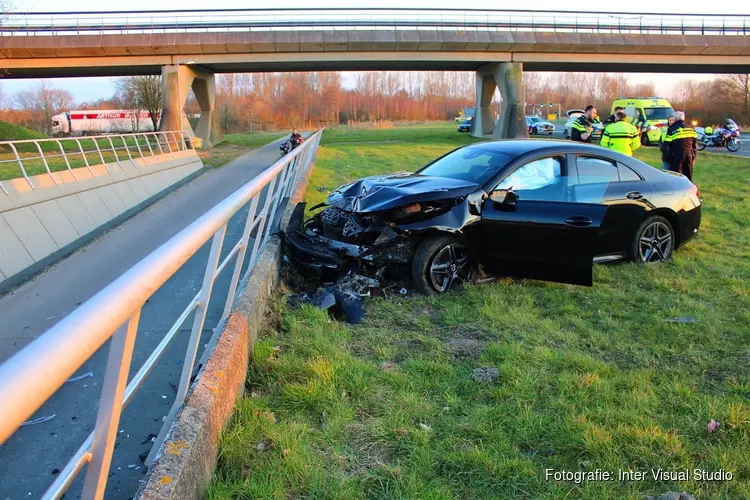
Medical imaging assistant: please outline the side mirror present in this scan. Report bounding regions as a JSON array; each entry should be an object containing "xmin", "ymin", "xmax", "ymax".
[{"xmin": 489, "ymin": 189, "xmax": 518, "ymax": 208}]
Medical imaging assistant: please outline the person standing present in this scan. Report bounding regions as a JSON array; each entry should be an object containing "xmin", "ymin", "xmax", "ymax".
[
  {"xmin": 659, "ymin": 115, "xmax": 675, "ymax": 170},
  {"xmin": 664, "ymin": 111, "xmax": 698, "ymax": 181},
  {"xmin": 600, "ymin": 110, "xmax": 641, "ymax": 156},
  {"xmin": 603, "ymin": 106, "xmax": 625, "ymax": 128},
  {"xmin": 571, "ymin": 105, "xmax": 598, "ymax": 143}
]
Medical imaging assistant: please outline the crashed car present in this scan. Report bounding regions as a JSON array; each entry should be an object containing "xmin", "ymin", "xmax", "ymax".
[{"xmin": 284, "ymin": 140, "xmax": 702, "ymax": 294}]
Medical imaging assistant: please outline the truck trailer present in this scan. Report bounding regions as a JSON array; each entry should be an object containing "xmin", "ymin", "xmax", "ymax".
[{"xmin": 51, "ymin": 110, "xmax": 158, "ymax": 136}]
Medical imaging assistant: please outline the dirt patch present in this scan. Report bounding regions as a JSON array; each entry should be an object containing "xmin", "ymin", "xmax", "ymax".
[
  {"xmin": 378, "ymin": 361, "xmax": 399, "ymax": 373},
  {"xmin": 198, "ymin": 144, "xmax": 249, "ymax": 168},
  {"xmin": 445, "ymin": 338, "xmax": 483, "ymax": 358}
]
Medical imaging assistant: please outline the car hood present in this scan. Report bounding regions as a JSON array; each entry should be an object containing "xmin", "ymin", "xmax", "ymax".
[{"xmin": 326, "ymin": 172, "xmax": 480, "ymax": 213}]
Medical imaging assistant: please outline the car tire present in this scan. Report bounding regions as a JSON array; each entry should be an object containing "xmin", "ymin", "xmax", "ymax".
[
  {"xmin": 412, "ymin": 234, "xmax": 473, "ymax": 295},
  {"xmin": 642, "ymin": 133, "xmax": 651, "ymax": 147},
  {"xmin": 564, "ymin": 129, "xmax": 569, "ymax": 139},
  {"xmin": 532, "ymin": 126, "xmax": 539, "ymax": 135},
  {"xmin": 628, "ymin": 215, "xmax": 675, "ymax": 264}
]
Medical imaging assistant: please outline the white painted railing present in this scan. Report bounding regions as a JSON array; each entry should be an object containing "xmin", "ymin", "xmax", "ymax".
[
  {"xmin": 0, "ymin": 131, "xmax": 191, "ymax": 194},
  {"xmin": 0, "ymin": 8, "xmax": 747, "ymax": 36},
  {"xmin": 0, "ymin": 130, "xmax": 323, "ymax": 499}
]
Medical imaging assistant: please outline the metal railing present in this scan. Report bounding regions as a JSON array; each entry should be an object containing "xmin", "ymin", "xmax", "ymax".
[
  {"xmin": 0, "ymin": 130, "xmax": 323, "ymax": 499},
  {"xmin": 0, "ymin": 8, "xmax": 748, "ymax": 36},
  {"xmin": 0, "ymin": 131, "xmax": 191, "ymax": 195}
]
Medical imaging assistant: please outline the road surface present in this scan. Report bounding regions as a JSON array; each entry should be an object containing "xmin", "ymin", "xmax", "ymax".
[{"xmin": 0, "ymin": 136, "xmax": 296, "ymax": 499}]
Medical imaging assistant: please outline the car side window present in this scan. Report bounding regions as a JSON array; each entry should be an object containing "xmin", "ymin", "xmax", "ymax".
[
  {"xmin": 618, "ymin": 164, "xmax": 641, "ymax": 182},
  {"xmin": 575, "ymin": 156, "xmax": 620, "ymax": 184},
  {"xmin": 496, "ymin": 156, "xmax": 565, "ymax": 202}
]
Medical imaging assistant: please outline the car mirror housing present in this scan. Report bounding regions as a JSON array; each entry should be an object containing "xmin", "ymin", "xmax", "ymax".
[{"xmin": 489, "ymin": 189, "xmax": 518, "ymax": 208}]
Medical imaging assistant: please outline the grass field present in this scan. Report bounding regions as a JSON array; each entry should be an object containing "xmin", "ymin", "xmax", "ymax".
[{"xmin": 207, "ymin": 124, "xmax": 750, "ymax": 499}]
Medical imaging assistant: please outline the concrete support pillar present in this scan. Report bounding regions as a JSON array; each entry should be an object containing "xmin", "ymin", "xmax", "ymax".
[
  {"xmin": 470, "ymin": 62, "xmax": 528, "ymax": 140},
  {"xmin": 471, "ymin": 73, "xmax": 497, "ymax": 138},
  {"xmin": 160, "ymin": 65, "xmax": 223, "ymax": 148}
]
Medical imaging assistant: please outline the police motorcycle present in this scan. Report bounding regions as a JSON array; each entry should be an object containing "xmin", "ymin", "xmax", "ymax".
[{"xmin": 696, "ymin": 119, "xmax": 741, "ymax": 152}]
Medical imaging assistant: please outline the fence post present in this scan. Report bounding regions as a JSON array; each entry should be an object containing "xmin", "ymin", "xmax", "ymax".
[
  {"xmin": 80, "ymin": 311, "xmax": 141, "ymax": 498},
  {"xmin": 56, "ymin": 140, "xmax": 73, "ymax": 172},
  {"xmin": 146, "ymin": 224, "xmax": 227, "ymax": 465},
  {"xmin": 8, "ymin": 143, "xmax": 34, "ymax": 190},
  {"xmin": 106, "ymin": 136, "xmax": 122, "ymax": 169},
  {"xmin": 33, "ymin": 141, "xmax": 58, "ymax": 184}
]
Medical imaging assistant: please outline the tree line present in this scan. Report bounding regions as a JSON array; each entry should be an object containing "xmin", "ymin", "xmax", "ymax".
[{"xmin": 0, "ymin": 71, "xmax": 748, "ymax": 137}]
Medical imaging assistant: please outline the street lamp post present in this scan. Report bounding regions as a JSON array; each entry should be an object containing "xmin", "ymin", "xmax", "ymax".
[{"xmin": 176, "ymin": 60, "xmax": 196, "ymax": 146}]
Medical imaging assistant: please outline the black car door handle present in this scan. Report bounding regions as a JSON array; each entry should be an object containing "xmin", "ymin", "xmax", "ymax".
[
  {"xmin": 565, "ymin": 216, "xmax": 592, "ymax": 227},
  {"xmin": 626, "ymin": 191, "xmax": 644, "ymax": 200}
]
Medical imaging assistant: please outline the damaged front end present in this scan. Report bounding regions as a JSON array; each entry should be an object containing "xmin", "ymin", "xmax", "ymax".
[
  {"xmin": 282, "ymin": 172, "xmax": 480, "ymax": 284},
  {"xmin": 284, "ymin": 202, "xmax": 415, "ymax": 283}
]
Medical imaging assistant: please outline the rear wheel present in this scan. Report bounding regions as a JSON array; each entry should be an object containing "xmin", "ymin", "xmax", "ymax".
[
  {"xmin": 697, "ymin": 141, "xmax": 707, "ymax": 151},
  {"xmin": 727, "ymin": 137, "xmax": 741, "ymax": 152},
  {"xmin": 629, "ymin": 216, "xmax": 675, "ymax": 264},
  {"xmin": 412, "ymin": 234, "xmax": 473, "ymax": 295}
]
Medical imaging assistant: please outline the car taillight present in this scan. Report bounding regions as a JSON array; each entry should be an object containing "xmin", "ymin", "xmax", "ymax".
[{"xmin": 689, "ymin": 184, "xmax": 700, "ymax": 198}]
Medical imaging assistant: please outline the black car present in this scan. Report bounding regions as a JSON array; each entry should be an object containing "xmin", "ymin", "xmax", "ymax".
[{"xmin": 285, "ymin": 140, "xmax": 701, "ymax": 294}]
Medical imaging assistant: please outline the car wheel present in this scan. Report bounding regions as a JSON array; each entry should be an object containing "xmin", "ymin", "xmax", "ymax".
[
  {"xmin": 532, "ymin": 126, "xmax": 539, "ymax": 135},
  {"xmin": 412, "ymin": 234, "xmax": 473, "ymax": 294},
  {"xmin": 563, "ymin": 129, "xmax": 569, "ymax": 139},
  {"xmin": 641, "ymin": 133, "xmax": 651, "ymax": 147},
  {"xmin": 629, "ymin": 215, "xmax": 674, "ymax": 264}
]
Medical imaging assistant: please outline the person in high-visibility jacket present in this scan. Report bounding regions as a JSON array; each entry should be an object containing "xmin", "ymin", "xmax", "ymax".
[
  {"xmin": 600, "ymin": 110, "xmax": 641, "ymax": 156},
  {"xmin": 659, "ymin": 115, "xmax": 676, "ymax": 170},
  {"xmin": 571, "ymin": 105, "xmax": 598, "ymax": 143},
  {"xmin": 664, "ymin": 111, "xmax": 698, "ymax": 181}
]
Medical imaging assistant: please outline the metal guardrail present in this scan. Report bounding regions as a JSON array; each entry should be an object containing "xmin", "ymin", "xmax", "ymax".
[
  {"xmin": 0, "ymin": 8, "xmax": 748, "ymax": 36},
  {"xmin": 0, "ymin": 130, "xmax": 323, "ymax": 499},
  {"xmin": 0, "ymin": 131, "xmax": 191, "ymax": 195}
]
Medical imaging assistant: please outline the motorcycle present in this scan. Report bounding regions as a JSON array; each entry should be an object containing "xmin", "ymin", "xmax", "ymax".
[
  {"xmin": 696, "ymin": 120, "xmax": 742, "ymax": 152},
  {"xmin": 279, "ymin": 137, "xmax": 304, "ymax": 156}
]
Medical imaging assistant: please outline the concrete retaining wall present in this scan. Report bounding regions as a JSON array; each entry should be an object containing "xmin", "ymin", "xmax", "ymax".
[
  {"xmin": 0, "ymin": 150, "xmax": 203, "ymax": 291},
  {"xmin": 137, "ymin": 149, "xmax": 316, "ymax": 500}
]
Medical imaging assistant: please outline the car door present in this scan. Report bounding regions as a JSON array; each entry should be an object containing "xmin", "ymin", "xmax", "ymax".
[
  {"xmin": 571, "ymin": 155, "xmax": 653, "ymax": 257},
  {"xmin": 480, "ymin": 155, "xmax": 607, "ymax": 286}
]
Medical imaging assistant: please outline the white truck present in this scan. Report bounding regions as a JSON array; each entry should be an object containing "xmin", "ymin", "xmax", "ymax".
[{"xmin": 51, "ymin": 110, "xmax": 158, "ymax": 136}]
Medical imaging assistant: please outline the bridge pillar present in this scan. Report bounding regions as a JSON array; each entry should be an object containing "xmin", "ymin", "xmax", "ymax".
[
  {"xmin": 470, "ymin": 62, "xmax": 528, "ymax": 140},
  {"xmin": 161, "ymin": 65, "xmax": 223, "ymax": 148}
]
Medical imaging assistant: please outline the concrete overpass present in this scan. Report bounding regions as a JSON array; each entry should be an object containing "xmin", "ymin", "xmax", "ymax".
[{"xmin": 2, "ymin": 8, "xmax": 750, "ymax": 142}]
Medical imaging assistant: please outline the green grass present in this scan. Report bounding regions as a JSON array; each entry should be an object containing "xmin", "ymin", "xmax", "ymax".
[
  {"xmin": 0, "ymin": 120, "xmax": 46, "ymax": 141},
  {"xmin": 211, "ymin": 125, "xmax": 750, "ymax": 499},
  {"xmin": 199, "ymin": 132, "xmax": 288, "ymax": 168}
]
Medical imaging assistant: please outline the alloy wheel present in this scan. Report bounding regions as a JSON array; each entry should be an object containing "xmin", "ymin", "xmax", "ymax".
[
  {"xmin": 638, "ymin": 221, "xmax": 673, "ymax": 263},
  {"xmin": 429, "ymin": 243, "xmax": 471, "ymax": 293}
]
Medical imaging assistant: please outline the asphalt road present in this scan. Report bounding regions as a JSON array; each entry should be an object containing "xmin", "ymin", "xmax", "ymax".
[{"xmin": 0, "ymin": 136, "xmax": 295, "ymax": 499}]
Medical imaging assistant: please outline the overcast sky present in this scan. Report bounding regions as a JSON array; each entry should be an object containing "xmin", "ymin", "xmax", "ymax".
[{"xmin": 3, "ymin": 0, "xmax": 747, "ymax": 104}]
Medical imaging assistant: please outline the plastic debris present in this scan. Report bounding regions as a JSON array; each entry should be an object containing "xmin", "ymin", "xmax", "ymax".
[
  {"xmin": 399, "ymin": 288, "xmax": 408, "ymax": 296},
  {"xmin": 22, "ymin": 414, "xmax": 56, "ymax": 427},
  {"xmin": 66, "ymin": 371, "xmax": 94, "ymax": 383},
  {"xmin": 669, "ymin": 317, "xmax": 696, "ymax": 323},
  {"xmin": 707, "ymin": 419, "xmax": 721, "ymax": 433},
  {"xmin": 287, "ymin": 272, "xmax": 378, "ymax": 324}
]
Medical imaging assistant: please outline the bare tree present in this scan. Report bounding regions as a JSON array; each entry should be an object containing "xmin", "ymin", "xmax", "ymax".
[
  {"xmin": 715, "ymin": 74, "xmax": 750, "ymax": 123},
  {"xmin": 14, "ymin": 82, "xmax": 73, "ymax": 134},
  {"xmin": 116, "ymin": 76, "xmax": 163, "ymax": 130}
]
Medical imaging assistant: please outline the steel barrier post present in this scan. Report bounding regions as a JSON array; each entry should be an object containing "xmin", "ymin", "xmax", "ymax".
[
  {"xmin": 81, "ymin": 311, "xmax": 141, "ymax": 499},
  {"xmin": 33, "ymin": 141, "xmax": 58, "ymax": 184},
  {"xmin": 146, "ymin": 223, "xmax": 228, "ymax": 465},
  {"xmin": 56, "ymin": 140, "xmax": 73, "ymax": 172}
]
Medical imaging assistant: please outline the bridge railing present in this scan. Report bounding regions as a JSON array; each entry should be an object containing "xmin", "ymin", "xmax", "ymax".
[
  {"xmin": 0, "ymin": 131, "xmax": 192, "ymax": 194},
  {"xmin": 0, "ymin": 130, "xmax": 323, "ymax": 499},
  {"xmin": 0, "ymin": 8, "xmax": 748, "ymax": 36}
]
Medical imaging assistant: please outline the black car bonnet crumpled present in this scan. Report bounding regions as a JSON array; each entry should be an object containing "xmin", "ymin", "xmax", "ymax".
[{"xmin": 326, "ymin": 172, "xmax": 479, "ymax": 213}]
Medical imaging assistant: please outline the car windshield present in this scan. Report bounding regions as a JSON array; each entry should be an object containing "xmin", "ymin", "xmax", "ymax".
[
  {"xmin": 528, "ymin": 117, "xmax": 542, "ymax": 123},
  {"xmin": 417, "ymin": 146, "xmax": 514, "ymax": 185},
  {"xmin": 644, "ymin": 107, "xmax": 675, "ymax": 120}
]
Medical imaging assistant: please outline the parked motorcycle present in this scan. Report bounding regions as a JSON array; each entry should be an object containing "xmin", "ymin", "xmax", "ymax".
[{"xmin": 696, "ymin": 119, "xmax": 742, "ymax": 152}]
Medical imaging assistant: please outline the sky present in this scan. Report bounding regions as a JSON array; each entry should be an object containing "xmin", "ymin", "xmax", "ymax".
[{"xmin": 2, "ymin": 0, "xmax": 747, "ymax": 104}]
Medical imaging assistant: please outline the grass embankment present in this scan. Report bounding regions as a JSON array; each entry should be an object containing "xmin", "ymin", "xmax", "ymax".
[
  {"xmin": 0, "ymin": 129, "xmax": 288, "ymax": 181},
  {"xmin": 0, "ymin": 120, "xmax": 46, "ymax": 141},
  {"xmin": 210, "ymin": 125, "xmax": 749, "ymax": 498},
  {"xmin": 199, "ymin": 131, "xmax": 288, "ymax": 168}
]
